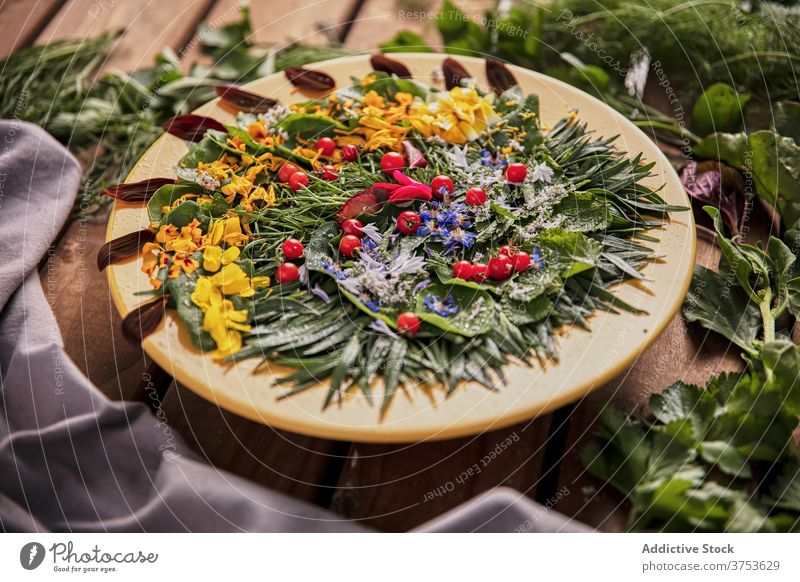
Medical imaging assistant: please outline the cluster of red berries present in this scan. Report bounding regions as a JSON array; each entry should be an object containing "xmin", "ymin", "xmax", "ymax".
[
  {"xmin": 452, "ymin": 245, "xmax": 531, "ymax": 282},
  {"xmin": 275, "ymin": 238, "xmax": 304, "ymax": 284}
]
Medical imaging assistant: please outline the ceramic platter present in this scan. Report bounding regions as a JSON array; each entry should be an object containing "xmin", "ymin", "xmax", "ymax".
[{"xmin": 106, "ymin": 53, "xmax": 695, "ymax": 443}]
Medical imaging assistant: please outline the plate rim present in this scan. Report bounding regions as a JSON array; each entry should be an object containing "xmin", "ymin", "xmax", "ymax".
[{"xmin": 105, "ymin": 53, "xmax": 696, "ymax": 442}]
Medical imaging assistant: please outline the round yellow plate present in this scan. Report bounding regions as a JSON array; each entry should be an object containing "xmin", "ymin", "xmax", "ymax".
[{"xmin": 106, "ymin": 53, "xmax": 695, "ymax": 443}]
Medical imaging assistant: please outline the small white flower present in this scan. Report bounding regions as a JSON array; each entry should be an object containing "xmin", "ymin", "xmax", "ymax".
[
  {"xmin": 445, "ymin": 144, "xmax": 470, "ymax": 170},
  {"xmin": 531, "ymin": 162, "xmax": 554, "ymax": 184},
  {"xmin": 359, "ymin": 223, "xmax": 383, "ymax": 243}
]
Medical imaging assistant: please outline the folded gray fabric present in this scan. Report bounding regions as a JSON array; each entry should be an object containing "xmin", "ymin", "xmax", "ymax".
[
  {"xmin": 0, "ymin": 121, "xmax": 366, "ymax": 532},
  {"xmin": 0, "ymin": 121, "xmax": 587, "ymax": 533}
]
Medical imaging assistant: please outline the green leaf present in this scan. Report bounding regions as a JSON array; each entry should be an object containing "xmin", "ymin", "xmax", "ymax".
[
  {"xmin": 682, "ymin": 265, "xmax": 761, "ymax": 354},
  {"xmin": 691, "ymin": 83, "xmax": 749, "ymax": 136},
  {"xmin": 554, "ymin": 192, "xmax": 612, "ymax": 232},
  {"xmin": 774, "ymin": 101, "xmax": 800, "ymax": 144},
  {"xmin": 500, "ymin": 294, "xmax": 552, "ymax": 326},
  {"xmin": 537, "ymin": 228, "xmax": 602, "ymax": 278},
  {"xmin": 382, "ymin": 338, "xmax": 407, "ymax": 412},
  {"xmin": 162, "ymin": 200, "xmax": 199, "ymax": 227},
  {"xmin": 276, "ymin": 113, "xmax": 346, "ymax": 145},
  {"xmin": 649, "ymin": 381, "xmax": 715, "ymax": 440},
  {"xmin": 693, "ymin": 131, "xmax": 748, "ymax": 166},
  {"xmin": 379, "ymin": 30, "xmax": 433, "ymax": 53},
  {"xmin": 165, "ymin": 267, "xmax": 216, "ymax": 351},
  {"xmin": 147, "ymin": 184, "xmax": 203, "ymax": 222},
  {"xmin": 416, "ymin": 284, "xmax": 494, "ymax": 337},
  {"xmin": 179, "ymin": 133, "xmax": 225, "ymax": 167},
  {"xmin": 699, "ymin": 441, "xmax": 752, "ymax": 478}
]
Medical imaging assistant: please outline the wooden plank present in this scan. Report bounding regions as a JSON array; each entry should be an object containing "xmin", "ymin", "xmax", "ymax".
[
  {"xmin": 37, "ymin": 0, "xmax": 216, "ymax": 71},
  {"xmin": 40, "ymin": 219, "xmax": 164, "ymax": 401},
  {"xmin": 345, "ymin": 0, "xmax": 492, "ymax": 51},
  {"xmin": 0, "ymin": 0, "xmax": 66, "ymax": 58},
  {"xmin": 249, "ymin": 0, "xmax": 356, "ymax": 48},
  {"xmin": 330, "ymin": 417, "xmax": 551, "ymax": 531},
  {"xmin": 178, "ymin": 0, "xmax": 246, "ymax": 71},
  {"xmin": 160, "ymin": 382, "xmax": 350, "ymax": 504}
]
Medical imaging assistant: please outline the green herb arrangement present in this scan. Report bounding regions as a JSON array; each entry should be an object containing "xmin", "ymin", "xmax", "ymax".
[{"xmin": 107, "ymin": 59, "xmax": 681, "ymax": 411}]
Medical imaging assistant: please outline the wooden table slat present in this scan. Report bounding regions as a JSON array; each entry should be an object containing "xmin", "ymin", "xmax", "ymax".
[{"xmin": 0, "ymin": 0, "xmax": 66, "ymax": 59}]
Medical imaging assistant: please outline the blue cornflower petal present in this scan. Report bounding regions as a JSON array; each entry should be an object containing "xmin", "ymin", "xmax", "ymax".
[{"xmin": 423, "ymin": 293, "xmax": 460, "ymax": 317}]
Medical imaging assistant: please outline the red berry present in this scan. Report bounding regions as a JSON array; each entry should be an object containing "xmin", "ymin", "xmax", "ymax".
[
  {"xmin": 288, "ymin": 171, "xmax": 309, "ymax": 190},
  {"xmin": 316, "ymin": 137, "xmax": 336, "ymax": 156},
  {"xmin": 339, "ymin": 234, "xmax": 362, "ymax": 257},
  {"xmin": 278, "ymin": 163, "xmax": 299, "ymax": 183},
  {"xmin": 341, "ymin": 218, "xmax": 363, "ymax": 236},
  {"xmin": 397, "ymin": 312, "xmax": 421, "ymax": 336},
  {"xmin": 380, "ymin": 151, "xmax": 405, "ymax": 174},
  {"xmin": 506, "ymin": 163, "xmax": 527, "ymax": 184},
  {"xmin": 281, "ymin": 238, "xmax": 304, "ymax": 260},
  {"xmin": 465, "ymin": 187, "xmax": 487, "ymax": 205},
  {"xmin": 320, "ymin": 165, "xmax": 338, "ymax": 181},
  {"xmin": 431, "ymin": 175, "xmax": 454, "ymax": 197},
  {"xmin": 510, "ymin": 251, "xmax": 531, "ymax": 272},
  {"xmin": 342, "ymin": 144, "xmax": 358, "ymax": 162},
  {"xmin": 471, "ymin": 262, "xmax": 488, "ymax": 283},
  {"xmin": 488, "ymin": 255, "xmax": 513, "ymax": 280},
  {"xmin": 397, "ymin": 210, "xmax": 422, "ymax": 235},
  {"xmin": 452, "ymin": 260, "xmax": 474, "ymax": 280},
  {"xmin": 499, "ymin": 244, "xmax": 515, "ymax": 257},
  {"xmin": 276, "ymin": 262, "xmax": 299, "ymax": 283}
]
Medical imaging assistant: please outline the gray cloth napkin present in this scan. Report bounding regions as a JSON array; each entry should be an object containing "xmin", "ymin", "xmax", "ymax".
[{"xmin": 0, "ymin": 121, "xmax": 589, "ymax": 533}]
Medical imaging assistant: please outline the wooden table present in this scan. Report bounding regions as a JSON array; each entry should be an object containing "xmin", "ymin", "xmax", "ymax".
[{"xmin": 4, "ymin": 0, "xmax": 751, "ymax": 531}]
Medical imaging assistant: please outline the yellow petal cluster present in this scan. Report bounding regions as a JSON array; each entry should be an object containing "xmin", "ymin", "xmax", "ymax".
[{"xmin": 409, "ymin": 87, "xmax": 499, "ymax": 145}]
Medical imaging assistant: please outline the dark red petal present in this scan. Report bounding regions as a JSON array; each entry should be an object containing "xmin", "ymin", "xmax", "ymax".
[
  {"xmin": 485, "ymin": 59, "xmax": 517, "ymax": 94},
  {"xmin": 163, "ymin": 114, "xmax": 226, "ymax": 142},
  {"xmin": 442, "ymin": 57, "xmax": 471, "ymax": 90},
  {"xmin": 372, "ymin": 182, "xmax": 402, "ymax": 191},
  {"xmin": 97, "ymin": 229, "xmax": 155, "ymax": 271},
  {"xmin": 122, "ymin": 296, "xmax": 169, "ymax": 345},
  {"xmin": 402, "ymin": 140, "xmax": 428, "ymax": 168},
  {"xmin": 102, "ymin": 178, "xmax": 176, "ymax": 203},
  {"xmin": 215, "ymin": 84, "xmax": 278, "ymax": 114},
  {"xmin": 336, "ymin": 187, "xmax": 391, "ymax": 223},
  {"xmin": 370, "ymin": 54, "xmax": 412, "ymax": 78},
  {"xmin": 284, "ymin": 67, "xmax": 335, "ymax": 92},
  {"xmin": 388, "ymin": 185, "xmax": 433, "ymax": 203}
]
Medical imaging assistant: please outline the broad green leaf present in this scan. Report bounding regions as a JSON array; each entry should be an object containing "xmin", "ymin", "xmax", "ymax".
[
  {"xmin": 692, "ymin": 131, "xmax": 748, "ymax": 166},
  {"xmin": 537, "ymin": 228, "xmax": 602, "ymax": 278},
  {"xmin": 691, "ymin": 83, "xmax": 749, "ymax": 136},
  {"xmin": 415, "ymin": 284, "xmax": 494, "ymax": 337},
  {"xmin": 275, "ymin": 113, "xmax": 346, "ymax": 145},
  {"xmin": 682, "ymin": 265, "xmax": 760, "ymax": 354},
  {"xmin": 554, "ymin": 192, "xmax": 612, "ymax": 232},
  {"xmin": 179, "ymin": 133, "xmax": 225, "ymax": 167},
  {"xmin": 165, "ymin": 267, "xmax": 216, "ymax": 351},
  {"xmin": 147, "ymin": 184, "xmax": 203, "ymax": 222}
]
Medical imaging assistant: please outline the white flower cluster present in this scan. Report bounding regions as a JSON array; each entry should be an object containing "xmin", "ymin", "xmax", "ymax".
[{"xmin": 519, "ymin": 182, "xmax": 572, "ymax": 239}]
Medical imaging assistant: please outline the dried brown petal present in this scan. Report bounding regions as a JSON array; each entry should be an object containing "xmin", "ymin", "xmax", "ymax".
[
  {"xmin": 370, "ymin": 54, "xmax": 412, "ymax": 79},
  {"xmin": 442, "ymin": 57, "xmax": 471, "ymax": 90},
  {"xmin": 284, "ymin": 66, "xmax": 335, "ymax": 92},
  {"xmin": 97, "ymin": 229, "xmax": 155, "ymax": 271},
  {"xmin": 215, "ymin": 84, "xmax": 278, "ymax": 114},
  {"xmin": 485, "ymin": 59, "xmax": 517, "ymax": 94},
  {"xmin": 102, "ymin": 178, "xmax": 176, "ymax": 203},
  {"xmin": 122, "ymin": 296, "xmax": 168, "ymax": 345},
  {"xmin": 162, "ymin": 114, "xmax": 226, "ymax": 142}
]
